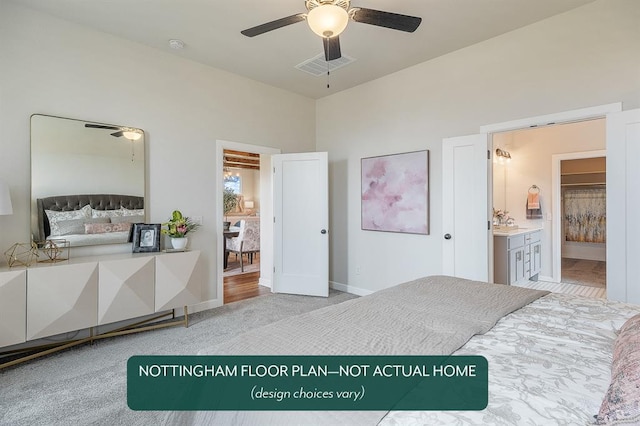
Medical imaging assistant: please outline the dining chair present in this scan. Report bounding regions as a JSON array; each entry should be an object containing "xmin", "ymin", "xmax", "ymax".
[{"xmin": 225, "ymin": 219, "xmax": 260, "ymax": 272}]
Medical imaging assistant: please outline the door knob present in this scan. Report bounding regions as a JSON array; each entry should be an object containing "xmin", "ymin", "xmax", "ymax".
[
  {"xmin": 321, "ymin": 229, "xmax": 327, "ymax": 234},
  {"xmin": 444, "ymin": 233, "xmax": 452, "ymax": 240}
]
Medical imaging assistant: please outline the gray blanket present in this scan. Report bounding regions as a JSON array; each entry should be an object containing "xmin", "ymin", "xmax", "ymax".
[{"xmin": 165, "ymin": 275, "xmax": 548, "ymax": 425}]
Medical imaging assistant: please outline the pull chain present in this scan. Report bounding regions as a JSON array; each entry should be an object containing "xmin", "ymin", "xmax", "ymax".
[{"xmin": 326, "ymin": 38, "xmax": 331, "ymax": 89}]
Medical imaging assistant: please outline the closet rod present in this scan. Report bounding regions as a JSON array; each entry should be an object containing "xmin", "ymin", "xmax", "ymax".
[
  {"xmin": 561, "ymin": 182, "xmax": 606, "ymax": 187},
  {"xmin": 560, "ymin": 171, "xmax": 606, "ymax": 176}
]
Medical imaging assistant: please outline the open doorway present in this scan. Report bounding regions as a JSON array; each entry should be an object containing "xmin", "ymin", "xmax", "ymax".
[
  {"xmin": 216, "ymin": 140, "xmax": 280, "ymax": 306},
  {"xmin": 556, "ymin": 155, "xmax": 606, "ymax": 290},
  {"xmin": 222, "ymin": 149, "xmax": 269, "ymax": 303},
  {"xmin": 490, "ymin": 118, "xmax": 606, "ymax": 295}
]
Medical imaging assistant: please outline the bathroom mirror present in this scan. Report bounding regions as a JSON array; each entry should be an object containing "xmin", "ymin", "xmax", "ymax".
[{"xmin": 30, "ymin": 114, "xmax": 145, "ymax": 247}]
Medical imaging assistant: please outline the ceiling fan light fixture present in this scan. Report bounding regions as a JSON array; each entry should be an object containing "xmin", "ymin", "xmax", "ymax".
[
  {"xmin": 122, "ymin": 130, "xmax": 142, "ymax": 141},
  {"xmin": 307, "ymin": 4, "xmax": 349, "ymax": 38}
]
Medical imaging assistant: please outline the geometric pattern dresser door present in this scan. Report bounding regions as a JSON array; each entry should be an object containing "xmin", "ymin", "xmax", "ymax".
[
  {"xmin": 98, "ymin": 256, "xmax": 155, "ymax": 325},
  {"xmin": 27, "ymin": 262, "xmax": 98, "ymax": 340},
  {"xmin": 0, "ymin": 270, "xmax": 27, "ymax": 347},
  {"xmin": 155, "ymin": 250, "xmax": 203, "ymax": 312}
]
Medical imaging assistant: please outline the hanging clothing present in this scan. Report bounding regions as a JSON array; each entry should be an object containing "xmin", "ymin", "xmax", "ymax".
[{"xmin": 564, "ymin": 187, "xmax": 606, "ymax": 243}]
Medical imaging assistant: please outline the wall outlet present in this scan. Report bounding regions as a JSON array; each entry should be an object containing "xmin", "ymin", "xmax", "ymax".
[{"xmin": 355, "ymin": 266, "xmax": 361, "ymax": 275}]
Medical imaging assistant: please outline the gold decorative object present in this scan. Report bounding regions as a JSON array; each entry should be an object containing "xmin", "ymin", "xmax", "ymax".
[
  {"xmin": 38, "ymin": 239, "xmax": 70, "ymax": 263},
  {"xmin": 4, "ymin": 242, "xmax": 39, "ymax": 267}
]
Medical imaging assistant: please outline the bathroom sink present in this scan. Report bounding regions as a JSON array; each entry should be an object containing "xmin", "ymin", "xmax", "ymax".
[{"xmin": 493, "ymin": 226, "xmax": 519, "ymax": 232}]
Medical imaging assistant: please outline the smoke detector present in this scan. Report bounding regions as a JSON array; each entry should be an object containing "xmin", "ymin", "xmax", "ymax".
[{"xmin": 168, "ymin": 39, "xmax": 185, "ymax": 49}]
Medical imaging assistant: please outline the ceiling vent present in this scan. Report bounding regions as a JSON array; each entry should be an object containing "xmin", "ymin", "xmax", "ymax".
[{"xmin": 295, "ymin": 53, "xmax": 355, "ymax": 77}]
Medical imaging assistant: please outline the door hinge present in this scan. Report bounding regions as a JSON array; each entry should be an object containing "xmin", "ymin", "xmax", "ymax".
[
  {"xmin": 487, "ymin": 150, "xmax": 491, "ymax": 160},
  {"xmin": 488, "ymin": 220, "xmax": 490, "ymax": 230},
  {"xmin": 273, "ymin": 266, "xmax": 276, "ymax": 273},
  {"xmin": 273, "ymin": 167, "xmax": 276, "ymax": 174},
  {"xmin": 273, "ymin": 217, "xmax": 276, "ymax": 223}
]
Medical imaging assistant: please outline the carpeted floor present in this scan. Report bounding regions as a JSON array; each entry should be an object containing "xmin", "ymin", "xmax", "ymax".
[{"xmin": 0, "ymin": 289, "xmax": 357, "ymax": 426}]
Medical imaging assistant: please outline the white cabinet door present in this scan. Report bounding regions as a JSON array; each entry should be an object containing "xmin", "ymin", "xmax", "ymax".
[
  {"xmin": 509, "ymin": 248, "xmax": 526, "ymax": 285},
  {"xmin": 508, "ymin": 250, "xmax": 518, "ymax": 284},
  {"xmin": 98, "ymin": 256, "xmax": 155, "ymax": 325},
  {"xmin": 0, "ymin": 270, "xmax": 26, "ymax": 347},
  {"xmin": 155, "ymin": 251, "xmax": 203, "ymax": 311},
  {"xmin": 531, "ymin": 242, "xmax": 542, "ymax": 277},
  {"xmin": 27, "ymin": 262, "xmax": 98, "ymax": 340}
]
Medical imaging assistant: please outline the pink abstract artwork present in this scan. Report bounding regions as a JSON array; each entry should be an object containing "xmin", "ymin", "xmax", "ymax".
[{"xmin": 361, "ymin": 150, "xmax": 429, "ymax": 234}]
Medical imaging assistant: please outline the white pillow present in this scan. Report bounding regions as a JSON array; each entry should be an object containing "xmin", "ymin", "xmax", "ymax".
[
  {"xmin": 45, "ymin": 204, "xmax": 92, "ymax": 236},
  {"xmin": 121, "ymin": 207, "xmax": 145, "ymax": 217},
  {"xmin": 92, "ymin": 208, "xmax": 123, "ymax": 218}
]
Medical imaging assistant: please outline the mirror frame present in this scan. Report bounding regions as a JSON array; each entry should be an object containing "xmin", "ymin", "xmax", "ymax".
[{"xmin": 30, "ymin": 114, "xmax": 146, "ymax": 248}]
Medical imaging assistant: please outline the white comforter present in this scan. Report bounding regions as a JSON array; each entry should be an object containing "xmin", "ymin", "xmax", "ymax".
[{"xmin": 381, "ymin": 293, "xmax": 640, "ymax": 426}]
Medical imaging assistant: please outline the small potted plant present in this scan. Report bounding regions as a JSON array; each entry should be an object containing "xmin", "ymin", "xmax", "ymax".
[
  {"xmin": 223, "ymin": 188, "xmax": 239, "ymax": 231},
  {"xmin": 162, "ymin": 210, "xmax": 199, "ymax": 250},
  {"xmin": 492, "ymin": 208, "xmax": 513, "ymax": 228}
]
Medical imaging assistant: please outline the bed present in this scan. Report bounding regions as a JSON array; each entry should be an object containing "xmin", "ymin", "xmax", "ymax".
[
  {"xmin": 35, "ymin": 194, "xmax": 144, "ymax": 247},
  {"xmin": 164, "ymin": 275, "xmax": 640, "ymax": 425}
]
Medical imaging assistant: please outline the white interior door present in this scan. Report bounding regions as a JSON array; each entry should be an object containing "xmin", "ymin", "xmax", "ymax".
[
  {"xmin": 272, "ymin": 152, "xmax": 328, "ymax": 297},
  {"xmin": 442, "ymin": 134, "xmax": 490, "ymax": 281},
  {"xmin": 607, "ymin": 108, "xmax": 640, "ymax": 303}
]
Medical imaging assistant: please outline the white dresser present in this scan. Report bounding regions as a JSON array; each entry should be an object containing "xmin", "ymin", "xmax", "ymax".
[
  {"xmin": 0, "ymin": 250, "xmax": 203, "ymax": 349},
  {"xmin": 494, "ymin": 229, "xmax": 542, "ymax": 285}
]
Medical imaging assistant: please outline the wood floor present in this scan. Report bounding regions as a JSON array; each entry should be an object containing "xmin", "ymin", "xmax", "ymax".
[{"xmin": 223, "ymin": 271, "xmax": 269, "ymax": 304}]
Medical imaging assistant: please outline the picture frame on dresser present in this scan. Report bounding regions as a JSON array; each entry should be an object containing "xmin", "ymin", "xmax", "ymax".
[{"xmin": 132, "ymin": 223, "xmax": 161, "ymax": 253}]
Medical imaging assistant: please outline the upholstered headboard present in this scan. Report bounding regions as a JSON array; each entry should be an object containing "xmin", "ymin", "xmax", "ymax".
[{"xmin": 35, "ymin": 194, "xmax": 144, "ymax": 242}]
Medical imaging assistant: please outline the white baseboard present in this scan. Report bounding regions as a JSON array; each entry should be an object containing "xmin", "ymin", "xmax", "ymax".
[
  {"xmin": 562, "ymin": 243, "xmax": 606, "ymax": 262},
  {"xmin": 330, "ymin": 281, "xmax": 373, "ymax": 296},
  {"xmin": 539, "ymin": 275, "xmax": 555, "ymax": 283},
  {"xmin": 259, "ymin": 277, "xmax": 272, "ymax": 288},
  {"xmin": 189, "ymin": 299, "xmax": 223, "ymax": 314}
]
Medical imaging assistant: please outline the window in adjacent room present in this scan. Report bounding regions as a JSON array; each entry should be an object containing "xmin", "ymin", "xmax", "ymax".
[{"xmin": 224, "ymin": 174, "xmax": 241, "ymax": 194}]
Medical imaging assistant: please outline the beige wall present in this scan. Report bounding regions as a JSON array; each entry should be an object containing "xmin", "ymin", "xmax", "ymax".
[
  {"xmin": 0, "ymin": 2, "xmax": 316, "ymax": 304},
  {"xmin": 317, "ymin": 0, "xmax": 640, "ymax": 293},
  {"xmin": 239, "ymin": 168, "xmax": 260, "ymax": 212},
  {"xmin": 2, "ymin": 0, "xmax": 639, "ymax": 299}
]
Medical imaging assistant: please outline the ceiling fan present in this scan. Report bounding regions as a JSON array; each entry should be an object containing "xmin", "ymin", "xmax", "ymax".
[
  {"xmin": 85, "ymin": 123, "xmax": 142, "ymax": 140},
  {"xmin": 241, "ymin": 0, "xmax": 422, "ymax": 61}
]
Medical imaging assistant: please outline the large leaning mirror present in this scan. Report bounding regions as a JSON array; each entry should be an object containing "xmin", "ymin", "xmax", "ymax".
[{"xmin": 30, "ymin": 114, "xmax": 145, "ymax": 247}]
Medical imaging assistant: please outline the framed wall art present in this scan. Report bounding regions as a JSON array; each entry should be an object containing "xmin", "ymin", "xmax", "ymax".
[
  {"xmin": 361, "ymin": 150, "xmax": 429, "ymax": 234},
  {"xmin": 132, "ymin": 223, "xmax": 161, "ymax": 253}
]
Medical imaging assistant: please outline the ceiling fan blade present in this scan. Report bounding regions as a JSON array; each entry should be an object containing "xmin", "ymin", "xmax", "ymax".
[
  {"xmin": 110, "ymin": 131, "xmax": 124, "ymax": 137},
  {"xmin": 350, "ymin": 8, "xmax": 422, "ymax": 33},
  {"xmin": 323, "ymin": 36, "xmax": 341, "ymax": 61},
  {"xmin": 85, "ymin": 124, "xmax": 121, "ymax": 131},
  {"xmin": 241, "ymin": 13, "xmax": 306, "ymax": 37}
]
